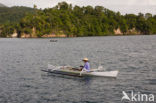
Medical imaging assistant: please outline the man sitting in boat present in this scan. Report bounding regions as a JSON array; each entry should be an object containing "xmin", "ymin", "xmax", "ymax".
[{"xmin": 81, "ymin": 58, "xmax": 90, "ymax": 72}]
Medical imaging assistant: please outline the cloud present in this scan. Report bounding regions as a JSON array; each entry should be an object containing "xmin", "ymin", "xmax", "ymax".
[
  {"xmin": 149, "ymin": 0, "xmax": 156, "ymax": 5},
  {"xmin": 66, "ymin": 0, "xmax": 156, "ymax": 6},
  {"xmin": 0, "ymin": 0, "xmax": 34, "ymax": 7}
]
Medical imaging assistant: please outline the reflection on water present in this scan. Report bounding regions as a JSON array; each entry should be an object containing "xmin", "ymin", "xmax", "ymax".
[{"xmin": 0, "ymin": 35, "xmax": 156, "ymax": 103}]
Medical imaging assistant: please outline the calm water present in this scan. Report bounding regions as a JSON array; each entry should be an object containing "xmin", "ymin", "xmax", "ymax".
[{"xmin": 0, "ymin": 36, "xmax": 156, "ymax": 103}]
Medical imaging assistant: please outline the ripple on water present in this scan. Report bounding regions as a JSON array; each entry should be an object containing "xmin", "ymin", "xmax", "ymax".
[{"xmin": 0, "ymin": 36, "xmax": 156, "ymax": 103}]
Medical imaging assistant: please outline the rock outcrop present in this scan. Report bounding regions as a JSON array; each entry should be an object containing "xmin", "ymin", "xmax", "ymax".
[{"xmin": 114, "ymin": 28, "xmax": 140, "ymax": 35}]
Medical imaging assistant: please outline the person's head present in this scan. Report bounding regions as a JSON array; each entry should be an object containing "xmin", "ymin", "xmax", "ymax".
[{"xmin": 82, "ymin": 58, "xmax": 89, "ymax": 63}]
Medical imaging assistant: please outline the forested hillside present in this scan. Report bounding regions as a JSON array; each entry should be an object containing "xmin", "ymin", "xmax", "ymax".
[
  {"xmin": 0, "ymin": 2, "xmax": 156, "ymax": 37},
  {"xmin": 0, "ymin": 6, "xmax": 35, "ymax": 24}
]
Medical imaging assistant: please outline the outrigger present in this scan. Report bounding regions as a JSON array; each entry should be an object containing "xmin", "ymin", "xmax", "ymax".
[{"xmin": 41, "ymin": 64, "xmax": 119, "ymax": 78}]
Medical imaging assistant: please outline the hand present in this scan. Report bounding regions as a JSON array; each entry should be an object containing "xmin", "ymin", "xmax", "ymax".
[
  {"xmin": 80, "ymin": 69, "xmax": 84, "ymax": 76},
  {"xmin": 80, "ymin": 68, "xmax": 86, "ymax": 76}
]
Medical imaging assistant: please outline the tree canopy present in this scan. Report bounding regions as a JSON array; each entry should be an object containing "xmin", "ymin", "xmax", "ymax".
[{"xmin": 0, "ymin": 2, "xmax": 156, "ymax": 37}]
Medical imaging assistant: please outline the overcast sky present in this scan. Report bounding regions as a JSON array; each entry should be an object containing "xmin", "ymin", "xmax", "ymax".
[{"xmin": 0, "ymin": 0, "xmax": 156, "ymax": 14}]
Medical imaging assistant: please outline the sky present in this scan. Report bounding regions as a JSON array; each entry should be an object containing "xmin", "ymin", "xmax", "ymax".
[{"xmin": 0, "ymin": 0, "xmax": 156, "ymax": 14}]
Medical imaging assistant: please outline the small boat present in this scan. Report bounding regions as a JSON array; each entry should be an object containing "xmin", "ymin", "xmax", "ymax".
[
  {"xmin": 50, "ymin": 40, "xmax": 57, "ymax": 42},
  {"xmin": 41, "ymin": 64, "xmax": 119, "ymax": 78}
]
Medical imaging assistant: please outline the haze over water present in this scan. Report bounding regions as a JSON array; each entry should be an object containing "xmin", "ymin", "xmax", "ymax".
[{"xmin": 0, "ymin": 35, "xmax": 156, "ymax": 103}]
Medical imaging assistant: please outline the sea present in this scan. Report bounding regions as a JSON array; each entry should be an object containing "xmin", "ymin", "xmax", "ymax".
[{"xmin": 0, "ymin": 35, "xmax": 156, "ymax": 103}]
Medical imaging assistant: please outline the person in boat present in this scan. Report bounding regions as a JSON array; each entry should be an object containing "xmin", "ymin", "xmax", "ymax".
[{"xmin": 81, "ymin": 58, "xmax": 90, "ymax": 72}]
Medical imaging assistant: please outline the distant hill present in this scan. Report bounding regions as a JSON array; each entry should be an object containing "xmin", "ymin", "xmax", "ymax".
[
  {"xmin": 1, "ymin": 2, "xmax": 156, "ymax": 38},
  {"xmin": 0, "ymin": 3, "xmax": 6, "ymax": 7},
  {"xmin": 0, "ymin": 6, "xmax": 35, "ymax": 24}
]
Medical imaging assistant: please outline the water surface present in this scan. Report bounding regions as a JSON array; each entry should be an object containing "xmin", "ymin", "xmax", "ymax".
[{"xmin": 0, "ymin": 36, "xmax": 156, "ymax": 103}]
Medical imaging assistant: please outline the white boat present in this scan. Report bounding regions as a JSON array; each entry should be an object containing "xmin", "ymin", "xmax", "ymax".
[{"xmin": 41, "ymin": 64, "xmax": 119, "ymax": 78}]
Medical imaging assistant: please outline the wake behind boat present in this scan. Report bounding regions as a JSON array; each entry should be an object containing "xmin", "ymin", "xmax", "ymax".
[{"xmin": 41, "ymin": 64, "xmax": 119, "ymax": 78}]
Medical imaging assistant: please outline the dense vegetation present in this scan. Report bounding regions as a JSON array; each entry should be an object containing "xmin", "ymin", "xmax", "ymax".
[
  {"xmin": 0, "ymin": 2, "xmax": 156, "ymax": 37},
  {"xmin": 0, "ymin": 6, "xmax": 35, "ymax": 24},
  {"xmin": 0, "ymin": 6, "xmax": 35, "ymax": 37}
]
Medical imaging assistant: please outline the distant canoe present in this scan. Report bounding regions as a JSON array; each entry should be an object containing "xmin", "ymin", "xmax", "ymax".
[{"xmin": 50, "ymin": 40, "xmax": 58, "ymax": 42}]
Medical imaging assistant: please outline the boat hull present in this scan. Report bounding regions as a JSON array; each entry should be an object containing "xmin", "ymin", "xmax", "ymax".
[{"xmin": 41, "ymin": 69, "xmax": 119, "ymax": 78}]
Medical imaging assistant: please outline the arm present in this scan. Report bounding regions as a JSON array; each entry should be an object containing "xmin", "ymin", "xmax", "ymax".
[{"xmin": 80, "ymin": 63, "xmax": 88, "ymax": 76}]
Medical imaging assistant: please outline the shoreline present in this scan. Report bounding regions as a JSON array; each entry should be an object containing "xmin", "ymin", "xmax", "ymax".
[{"xmin": 1, "ymin": 34, "xmax": 155, "ymax": 39}]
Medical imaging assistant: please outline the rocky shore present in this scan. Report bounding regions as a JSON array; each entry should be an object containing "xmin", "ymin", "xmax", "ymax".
[{"xmin": 6, "ymin": 28, "xmax": 142, "ymax": 38}]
